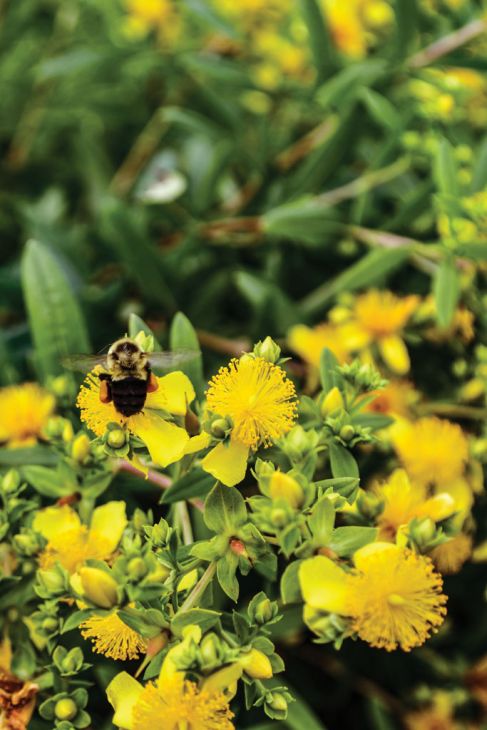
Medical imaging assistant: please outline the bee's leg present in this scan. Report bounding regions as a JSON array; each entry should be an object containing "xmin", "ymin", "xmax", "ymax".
[
  {"xmin": 147, "ymin": 369, "xmax": 159, "ymax": 393},
  {"xmin": 98, "ymin": 373, "xmax": 112, "ymax": 403}
]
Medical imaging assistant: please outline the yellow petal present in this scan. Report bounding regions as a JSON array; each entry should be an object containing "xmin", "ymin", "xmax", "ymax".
[
  {"xmin": 184, "ymin": 431, "xmax": 212, "ymax": 455},
  {"xmin": 201, "ymin": 440, "xmax": 249, "ymax": 487},
  {"xmin": 107, "ymin": 672, "xmax": 144, "ymax": 730},
  {"xmin": 177, "ymin": 569, "xmax": 198, "ymax": 592},
  {"xmin": 353, "ymin": 542, "xmax": 399, "ymax": 571},
  {"xmin": 89, "ymin": 501, "xmax": 127, "ymax": 554},
  {"xmin": 378, "ymin": 335, "xmax": 410, "ymax": 375},
  {"xmin": 417, "ymin": 493, "xmax": 456, "ymax": 522},
  {"xmin": 337, "ymin": 322, "xmax": 371, "ymax": 352},
  {"xmin": 130, "ymin": 412, "xmax": 189, "ymax": 468},
  {"xmin": 158, "ymin": 625, "xmax": 202, "ymax": 690},
  {"xmin": 146, "ymin": 371, "xmax": 195, "ymax": 416},
  {"xmin": 33, "ymin": 506, "xmax": 81, "ymax": 541},
  {"xmin": 299, "ymin": 556, "xmax": 350, "ymax": 615},
  {"xmin": 201, "ymin": 663, "xmax": 243, "ymax": 696}
]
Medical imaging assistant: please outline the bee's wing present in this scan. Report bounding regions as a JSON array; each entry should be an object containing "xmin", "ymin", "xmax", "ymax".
[
  {"xmin": 61, "ymin": 354, "xmax": 108, "ymax": 373},
  {"xmin": 148, "ymin": 350, "xmax": 200, "ymax": 370}
]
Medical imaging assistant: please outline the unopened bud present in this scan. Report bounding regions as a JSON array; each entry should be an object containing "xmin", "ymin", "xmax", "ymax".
[
  {"xmin": 253, "ymin": 337, "xmax": 281, "ymax": 364},
  {"xmin": 13, "ymin": 533, "xmax": 39, "ymax": 556},
  {"xmin": 266, "ymin": 692, "xmax": 288, "ymax": 713},
  {"xmin": 410, "ymin": 518, "xmax": 437, "ymax": 550},
  {"xmin": 42, "ymin": 617, "xmax": 59, "ymax": 633},
  {"xmin": 357, "ymin": 491, "xmax": 383, "ymax": 520},
  {"xmin": 321, "ymin": 387, "xmax": 344, "ymax": 417},
  {"xmin": 107, "ymin": 428, "xmax": 127, "ymax": 450},
  {"xmin": 239, "ymin": 648, "xmax": 273, "ymax": 679},
  {"xmin": 2, "ymin": 469, "xmax": 20, "ymax": 493},
  {"xmin": 270, "ymin": 508, "xmax": 289, "ymax": 528},
  {"xmin": 62, "ymin": 421, "xmax": 74, "ymax": 443},
  {"xmin": 71, "ymin": 433, "xmax": 90, "ymax": 463},
  {"xmin": 200, "ymin": 633, "xmax": 220, "ymax": 666},
  {"xmin": 210, "ymin": 418, "xmax": 232, "ymax": 440},
  {"xmin": 229, "ymin": 538, "xmax": 247, "ymax": 556},
  {"xmin": 38, "ymin": 567, "xmax": 67, "ymax": 595},
  {"xmin": 127, "ymin": 557, "xmax": 148, "ymax": 580},
  {"xmin": 44, "ymin": 416, "xmax": 66, "ymax": 439},
  {"xmin": 54, "ymin": 698, "xmax": 77, "ymax": 721},
  {"xmin": 339, "ymin": 425, "xmax": 355, "ymax": 442},
  {"xmin": 252, "ymin": 597, "xmax": 276, "ymax": 625},
  {"xmin": 79, "ymin": 567, "xmax": 118, "ymax": 609},
  {"xmin": 269, "ymin": 472, "xmax": 304, "ymax": 509}
]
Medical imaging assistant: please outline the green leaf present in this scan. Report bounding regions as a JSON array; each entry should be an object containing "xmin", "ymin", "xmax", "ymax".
[
  {"xmin": 299, "ymin": 0, "xmax": 336, "ymax": 82},
  {"xmin": 0, "ymin": 447, "xmax": 57, "ymax": 467},
  {"xmin": 171, "ymin": 608, "xmax": 221, "ymax": 636},
  {"xmin": 204, "ymin": 482, "xmax": 247, "ymax": 533},
  {"xmin": 22, "ymin": 465, "xmax": 74, "ymax": 498},
  {"xmin": 434, "ymin": 139, "xmax": 459, "ymax": 197},
  {"xmin": 319, "ymin": 348, "xmax": 344, "ymax": 392},
  {"xmin": 262, "ymin": 198, "xmax": 341, "ymax": 247},
  {"xmin": 330, "ymin": 526, "xmax": 377, "ymax": 557},
  {"xmin": 328, "ymin": 443, "xmax": 359, "ymax": 479},
  {"xmin": 21, "ymin": 240, "xmax": 90, "ymax": 380},
  {"xmin": 309, "ymin": 499, "xmax": 335, "ymax": 545},
  {"xmin": 433, "ymin": 257, "xmax": 460, "ymax": 328},
  {"xmin": 61, "ymin": 610, "xmax": 94, "ymax": 633},
  {"xmin": 169, "ymin": 312, "xmax": 205, "ymax": 399},
  {"xmin": 280, "ymin": 561, "xmax": 303, "ymax": 605},
  {"xmin": 393, "ymin": 0, "xmax": 418, "ymax": 59},
  {"xmin": 301, "ymin": 247, "xmax": 410, "ymax": 315},
  {"xmin": 359, "ymin": 88, "xmax": 400, "ymax": 131},
  {"xmin": 470, "ymin": 137, "xmax": 487, "ymax": 192},
  {"xmin": 161, "ymin": 469, "xmax": 214, "ymax": 504},
  {"xmin": 216, "ymin": 553, "xmax": 239, "ymax": 601},
  {"xmin": 283, "ymin": 683, "xmax": 326, "ymax": 730},
  {"xmin": 455, "ymin": 243, "xmax": 487, "ymax": 261}
]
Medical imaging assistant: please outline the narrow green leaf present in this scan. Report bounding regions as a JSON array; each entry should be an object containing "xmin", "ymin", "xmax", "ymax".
[
  {"xmin": 262, "ymin": 198, "xmax": 342, "ymax": 246},
  {"xmin": 309, "ymin": 499, "xmax": 335, "ymax": 545},
  {"xmin": 359, "ymin": 88, "xmax": 400, "ymax": 131},
  {"xmin": 455, "ymin": 243, "xmax": 487, "ymax": 261},
  {"xmin": 393, "ymin": 0, "xmax": 418, "ymax": 58},
  {"xmin": 0, "ymin": 447, "xmax": 57, "ymax": 467},
  {"xmin": 434, "ymin": 139, "xmax": 459, "ymax": 197},
  {"xmin": 301, "ymin": 247, "xmax": 410, "ymax": 316},
  {"xmin": 217, "ymin": 554, "xmax": 239, "ymax": 601},
  {"xmin": 21, "ymin": 240, "xmax": 90, "ymax": 380},
  {"xmin": 470, "ymin": 137, "xmax": 487, "ymax": 192},
  {"xmin": 284, "ymin": 685, "xmax": 327, "ymax": 730},
  {"xmin": 169, "ymin": 312, "xmax": 205, "ymax": 399},
  {"xmin": 328, "ymin": 443, "xmax": 359, "ymax": 478},
  {"xmin": 319, "ymin": 348, "xmax": 344, "ymax": 392},
  {"xmin": 433, "ymin": 257, "xmax": 460, "ymax": 328},
  {"xmin": 299, "ymin": 0, "xmax": 336, "ymax": 82}
]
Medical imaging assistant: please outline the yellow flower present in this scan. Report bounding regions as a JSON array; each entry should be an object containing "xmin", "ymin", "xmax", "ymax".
[
  {"xmin": 34, "ymin": 502, "xmax": 127, "ymax": 574},
  {"xmin": 108, "ymin": 674, "xmax": 234, "ymax": 730},
  {"xmin": 202, "ymin": 356, "xmax": 297, "ymax": 487},
  {"xmin": 334, "ymin": 290, "xmax": 419, "ymax": 375},
  {"xmin": 80, "ymin": 612, "xmax": 147, "ymax": 661},
  {"xmin": 299, "ymin": 543, "xmax": 447, "ymax": 652},
  {"xmin": 374, "ymin": 469, "xmax": 456, "ymax": 541},
  {"xmin": 430, "ymin": 533, "xmax": 473, "ymax": 575},
  {"xmin": 403, "ymin": 691, "xmax": 459, "ymax": 730},
  {"xmin": 0, "ymin": 383, "xmax": 55, "ymax": 447},
  {"xmin": 392, "ymin": 417, "xmax": 469, "ymax": 487},
  {"xmin": 321, "ymin": 0, "xmax": 393, "ymax": 58},
  {"xmin": 123, "ymin": 0, "xmax": 182, "ymax": 44},
  {"xmin": 287, "ymin": 323, "xmax": 350, "ymax": 369},
  {"xmin": 366, "ymin": 380, "xmax": 419, "ymax": 420},
  {"xmin": 77, "ymin": 369, "xmax": 195, "ymax": 469}
]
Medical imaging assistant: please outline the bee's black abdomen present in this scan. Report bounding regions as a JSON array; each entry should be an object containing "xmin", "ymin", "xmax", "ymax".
[{"xmin": 111, "ymin": 377, "xmax": 148, "ymax": 417}]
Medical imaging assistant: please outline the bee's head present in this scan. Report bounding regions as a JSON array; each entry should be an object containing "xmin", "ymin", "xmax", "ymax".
[{"xmin": 107, "ymin": 338, "xmax": 147, "ymax": 372}]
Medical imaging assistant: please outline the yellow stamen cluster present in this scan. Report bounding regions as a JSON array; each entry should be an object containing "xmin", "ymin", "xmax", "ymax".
[
  {"xmin": 0, "ymin": 383, "xmax": 55, "ymax": 447},
  {"xmin": 80, "ymin": 612, "xmax": 147, "ymax": 661},
  {"xmin": 132, "ymin": 679, "xmax": 234, "ymax": 730},
  {"xmin": 206, "ymin": 357, "xmax": 297, "ymax": 449},
  {"xmin": 393, "ymin": 417, "xmax": 469, "ymax": 486},
  {"xmin": 347, "ymin": 548, "xmax": 447, "ymax": 652},
  {"xmin": 353, "ymin": 290, "xmax": 419, "ymax": 338}
]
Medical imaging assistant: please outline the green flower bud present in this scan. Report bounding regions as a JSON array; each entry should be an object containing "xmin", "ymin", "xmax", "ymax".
[
  {"xmin": 339, "ymin": 425, "xmax": 355, "ymax": 442},
  {"xmin": 106, "ymin": 428, "xmax": 127, "ymax": 450},
  {"xmin": 79, "ymin": 567, "xmax": 119, "ymax": 608},
  {"xmin": 38, "ymin": 567, "xmax": 68, "ymax": 595},
  {"xmin": 13, "ymin": 532, "xmax": 40, "ymax": 556},
  {"xmin": 210, "ymin": 418, "xmax": 232, "ymax": 440},
  {"xmin": 270, "ymin": 508, "xmax": 289, "ymax": 528},
  {"xmin": 149, "ymin": 519, "xmax": 169, "ymax": 546},
  {"xmin": 127, "ymin": 557, "xmax": 148, "ymax": 580},
  {"xmin": 253, "ymin": 337, "xmax": 281, "ymax": 364},
  {"xmin": 55, "ymin": 698, "xmax": 77, "ymax": 721},
  {"xmin": 266, "ymin": 692, "xmax": 288, "ymax": 713},
  {"xmin": 62, "ymin": 421, "xmax": 74, "ymax": 443},
  {"xmin": 357, "ymin": 491, "xmax": 384, "ymax": 520},
  {"xmin": 2, "ymin": 469, "xmax": 20, "ymax": 493},
  {"xmin": 200, "ymin": 633, "xmax": 220, "ymax": 667},
  {"xmin": 409, "ymin": 517, "xmax": 438, "ymax": 551},
  {"xmin": 44, "ymin": 416, "xmax": 67, "ymax": 439},
  {"xmin": 61, "ymin": 648, "xmax": 84, "ymax": 674},
  {"xmin": 42, "ymin": 617, "xmax": 59, "ymax": 634},
  {"xmin": 239, "ymin": 649, "xmax": 273, "ymax": 679},
  {"xmin": 250, "ymin": 596, "xmax": 277, "ymax": 625}
]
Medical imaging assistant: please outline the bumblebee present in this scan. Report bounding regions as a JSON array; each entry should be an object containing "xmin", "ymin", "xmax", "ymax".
[{"xmin": 64, "ymin": 337, "xmax": 196, "ymax": 417}]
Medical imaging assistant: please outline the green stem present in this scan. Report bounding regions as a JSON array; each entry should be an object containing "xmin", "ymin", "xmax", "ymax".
[
  {"xmin": 179, "ymin": 562, "xmax": 217, "ymax": 613},
  {"xmin": 177, "ymin": 502, "xmax": 194, "ymax": 545}
]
